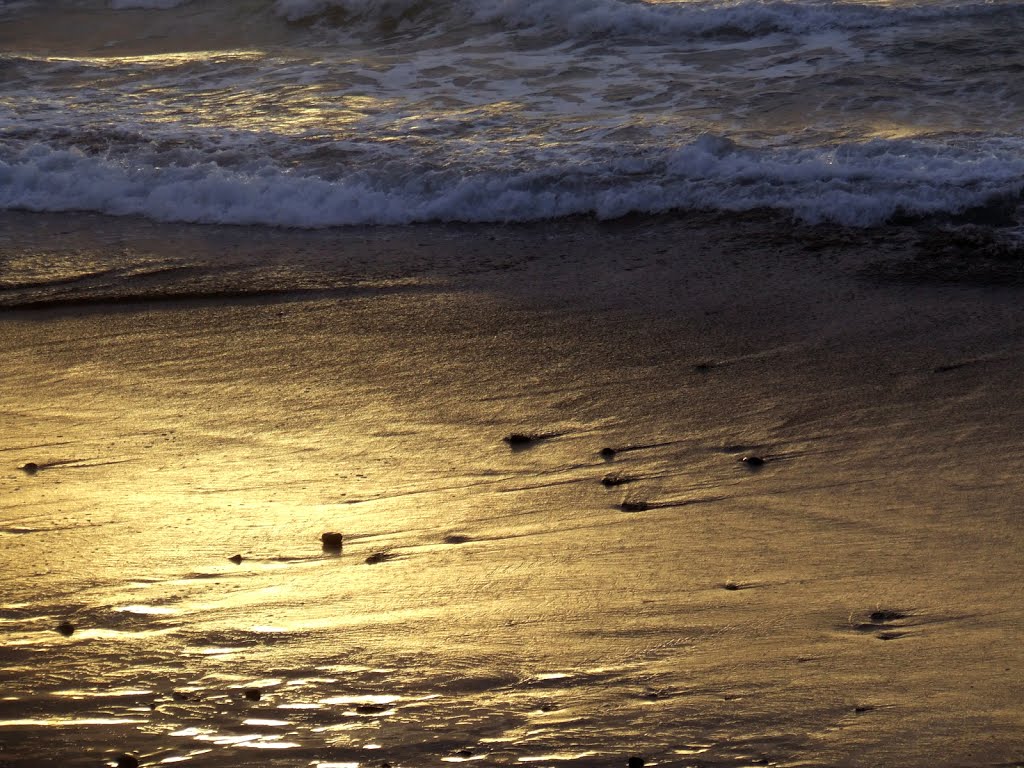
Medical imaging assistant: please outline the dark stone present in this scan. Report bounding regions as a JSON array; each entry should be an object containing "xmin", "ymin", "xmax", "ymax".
[
  {"xmin": 321, "ymin": 532, "xmax": 343, "ymax": 550},
  {"xmin": 365, "ymin": 551, "xmax": 395, "ymax": 565},
  {"xmin": 722, "ymin": 581, "xmax": 740, "ymax": 591},
  {"xmin": 56, "ymin": 621, "xmax": 75, "ymax": 637},
  {"xmin": 504, "ymin": 431, "xmax": 560, "ymax": 449},
  {"xmin": 228, "ymin": 554, "xmax": 243, "ymax": 564},
  {"xmin": 628, "ymin": 757, "xmax": 645, "ymax": 768},
  {"xmin": 619, "ymin": 500, "xmax": 649, "ymax": 512},
  {"xmin": 601, "ymin": 474, "xmax": 632, "ymax": 487},
  {"xmin": 19, "ymin": 462, "xmax": 39, "ymax": 475},
  {"xmin": 739, "ymin": 455, "xmax": 765, "ymax": 467},
  {"xmin": 456, "ymin": 750, "xmax": 474, "ymax": 759},
  {"xmin": 115, "ymin": 755, "xmax": 139, "ymax": 768},
  {"xmin": 599, "ymin": 447, "xmax": 617, "ymax": 458},
  {"xmin": 243, "ymin": 688, "xmax": 261, "ymax": 701},
  {"xmin": 443, "ymin": 534, "xmax": 471, "ymax": 544}
]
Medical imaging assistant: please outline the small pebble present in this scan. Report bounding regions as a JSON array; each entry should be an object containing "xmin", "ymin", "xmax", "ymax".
[
  {"xmin": 228, "ymin": 554, "xmax": 243, "ymax": 564},
  {"xmin": 321, "ymin": 532, "xmax": 343, "ymax": 550},
  {"xmin": 115, "ymin": 755, "xmax": 139, "ymax": 768},
  {"xmin": 243, "ymin": 688, "xmax": 261, "ymax": 702},
  {"xmin": 19, "ymin": 462, "xmax": 39, "ymax": 475},
  {"xmin": 739, "ymin": 455, "xmax": 765, "ymax": 467},
  {"xmin": 56, "ymin": 621, "xmax": 75, "ymax": 637},
  {"xmin": 504, "ymin": 433, "xmax": 535, "ymax": 445},
  {"xmin": 601, "ymin": 474, "xmax": 632, "ymax": 487},
  {"xmin": 599, "ymin": 447, "xmax": 617, "ymax": 458},
  {"xmin": 365, "ymin": 551, "xmax": 394, "ymax": 565},
  {"xmin": 619, "ymin": 500, "xmax": 649, "ymax": 512},
  {"xmin": 628, "ymin": 757, "xmax": 645, "ymax": 768},
  {"xmin": 456, "ymin": 749, "xmax": 474, "ymax": 758}
]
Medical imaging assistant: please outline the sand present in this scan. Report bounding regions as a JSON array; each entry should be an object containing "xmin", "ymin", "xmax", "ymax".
[{"xmin": 0, "ymin": 210, "xmax": 1022, "ymax": 768}]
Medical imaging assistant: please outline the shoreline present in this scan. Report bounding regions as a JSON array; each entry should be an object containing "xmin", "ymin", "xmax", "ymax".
[{"xmin": 2, "ymin": 207, "xmax": 1022, "ymax": 314}]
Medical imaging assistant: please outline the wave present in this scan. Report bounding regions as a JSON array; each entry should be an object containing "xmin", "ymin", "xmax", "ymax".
[
  {"xmin": 3, "ymin": 136, "xmax": 1022, "ymax": 228},
  {"xmin": 7, "ymin": 0, "xmax": 1021, "ymax": 53},
  {"xmin": 272, "ymin": 0, "xmax": 1024, "ymax": 41},
  {"xmin": 108, "ymin": 0, "xmax": 191, "ymax": 8}
]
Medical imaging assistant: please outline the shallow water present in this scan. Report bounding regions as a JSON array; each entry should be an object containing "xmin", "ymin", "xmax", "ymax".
[{"xmin": 2, "ymin": 213, "xmax": 1023, "ymax": 766}]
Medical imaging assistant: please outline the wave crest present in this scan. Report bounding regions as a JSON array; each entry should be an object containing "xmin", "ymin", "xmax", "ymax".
[
  {"xmin": 4, "ymin": 137, "xmax": 1022, "ymax": 228},
  {"xmin": 272, "ymin": 0, "xmax": 1023, "ymax": 41}
]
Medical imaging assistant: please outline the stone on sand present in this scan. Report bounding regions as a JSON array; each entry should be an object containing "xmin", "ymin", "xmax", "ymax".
[{"xmin": 321, "ymin": 532, "xmax": 343, "ymax": 550}]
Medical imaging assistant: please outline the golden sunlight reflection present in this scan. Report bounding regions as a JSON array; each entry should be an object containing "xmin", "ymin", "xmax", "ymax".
[
  {"xmin": 516, "ymin": 754, "xmax": 598, "ymax": 763},
  {"xmin": 52, "ymin": 689, "xmax": 153, "ymax": 698},
  {"xmin": 114, "ymin": 604, "xmax": 177, "ymax": 615},
  {"xmin": 319, "ymin": 695, "xmax": 400, "ymax": 705},
  {"xmin": 241, "ymin": 718, "xmax": 291, "ymax": 727},
  {"xmin": 861, "ymin": 120, "xmax": 940, "ymax": 140},
  {"xmin": 4, "ymin": 268, "xmax": 1022, "ymax": 768},
  {"xmin": 0, "ymin": 718, "xmax": 147, "ymax": 727},
  {"xmin": 48, "ymin": 51, "xmax": 403, "ymax": 133},
  {"xmin": 64, "ymin": 51, "xmax": 265, "ymax": 66}
]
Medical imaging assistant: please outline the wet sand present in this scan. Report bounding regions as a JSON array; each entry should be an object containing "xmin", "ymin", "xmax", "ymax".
[{"xmin": 1, "ymin": 210, "xmax": 1023, "ymax": 767}]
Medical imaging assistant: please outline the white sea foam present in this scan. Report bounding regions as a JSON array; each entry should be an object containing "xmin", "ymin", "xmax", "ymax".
[{"xmin": 2, "ymin": 137, "xmax": 1021, "ymax": 228}]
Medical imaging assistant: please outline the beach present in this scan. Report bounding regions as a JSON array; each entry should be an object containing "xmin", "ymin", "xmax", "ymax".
[{"xmin": 1, "ymin": 209, "xmax": 1022, "ymax": 767}]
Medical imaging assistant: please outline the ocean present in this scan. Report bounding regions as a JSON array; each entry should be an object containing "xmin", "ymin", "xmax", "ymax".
[{"xmin": 2, "ymin": 0, "xmax": 1024, "ymax": 229}]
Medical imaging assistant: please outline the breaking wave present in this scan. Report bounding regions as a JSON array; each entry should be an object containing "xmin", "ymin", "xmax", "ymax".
[{"xmin": 3, "ymin": 136, "xmax": 1022, "ymax": 228}]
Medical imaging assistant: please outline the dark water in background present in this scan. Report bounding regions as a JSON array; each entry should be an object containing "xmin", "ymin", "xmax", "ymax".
[{"xmin": 1, "ymin": 0, "xmax": 1024, "ymax": 228}]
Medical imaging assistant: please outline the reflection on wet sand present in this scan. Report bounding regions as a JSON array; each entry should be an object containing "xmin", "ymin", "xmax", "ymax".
[{"xmin": 1, "ymin": 212, "xmax": 1023, "ymax": 766}]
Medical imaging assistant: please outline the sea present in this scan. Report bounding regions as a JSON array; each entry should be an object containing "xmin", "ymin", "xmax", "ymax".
[{"xmin": 1, "ymin": 0, "xmax": 1024, "ymax": 229}]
